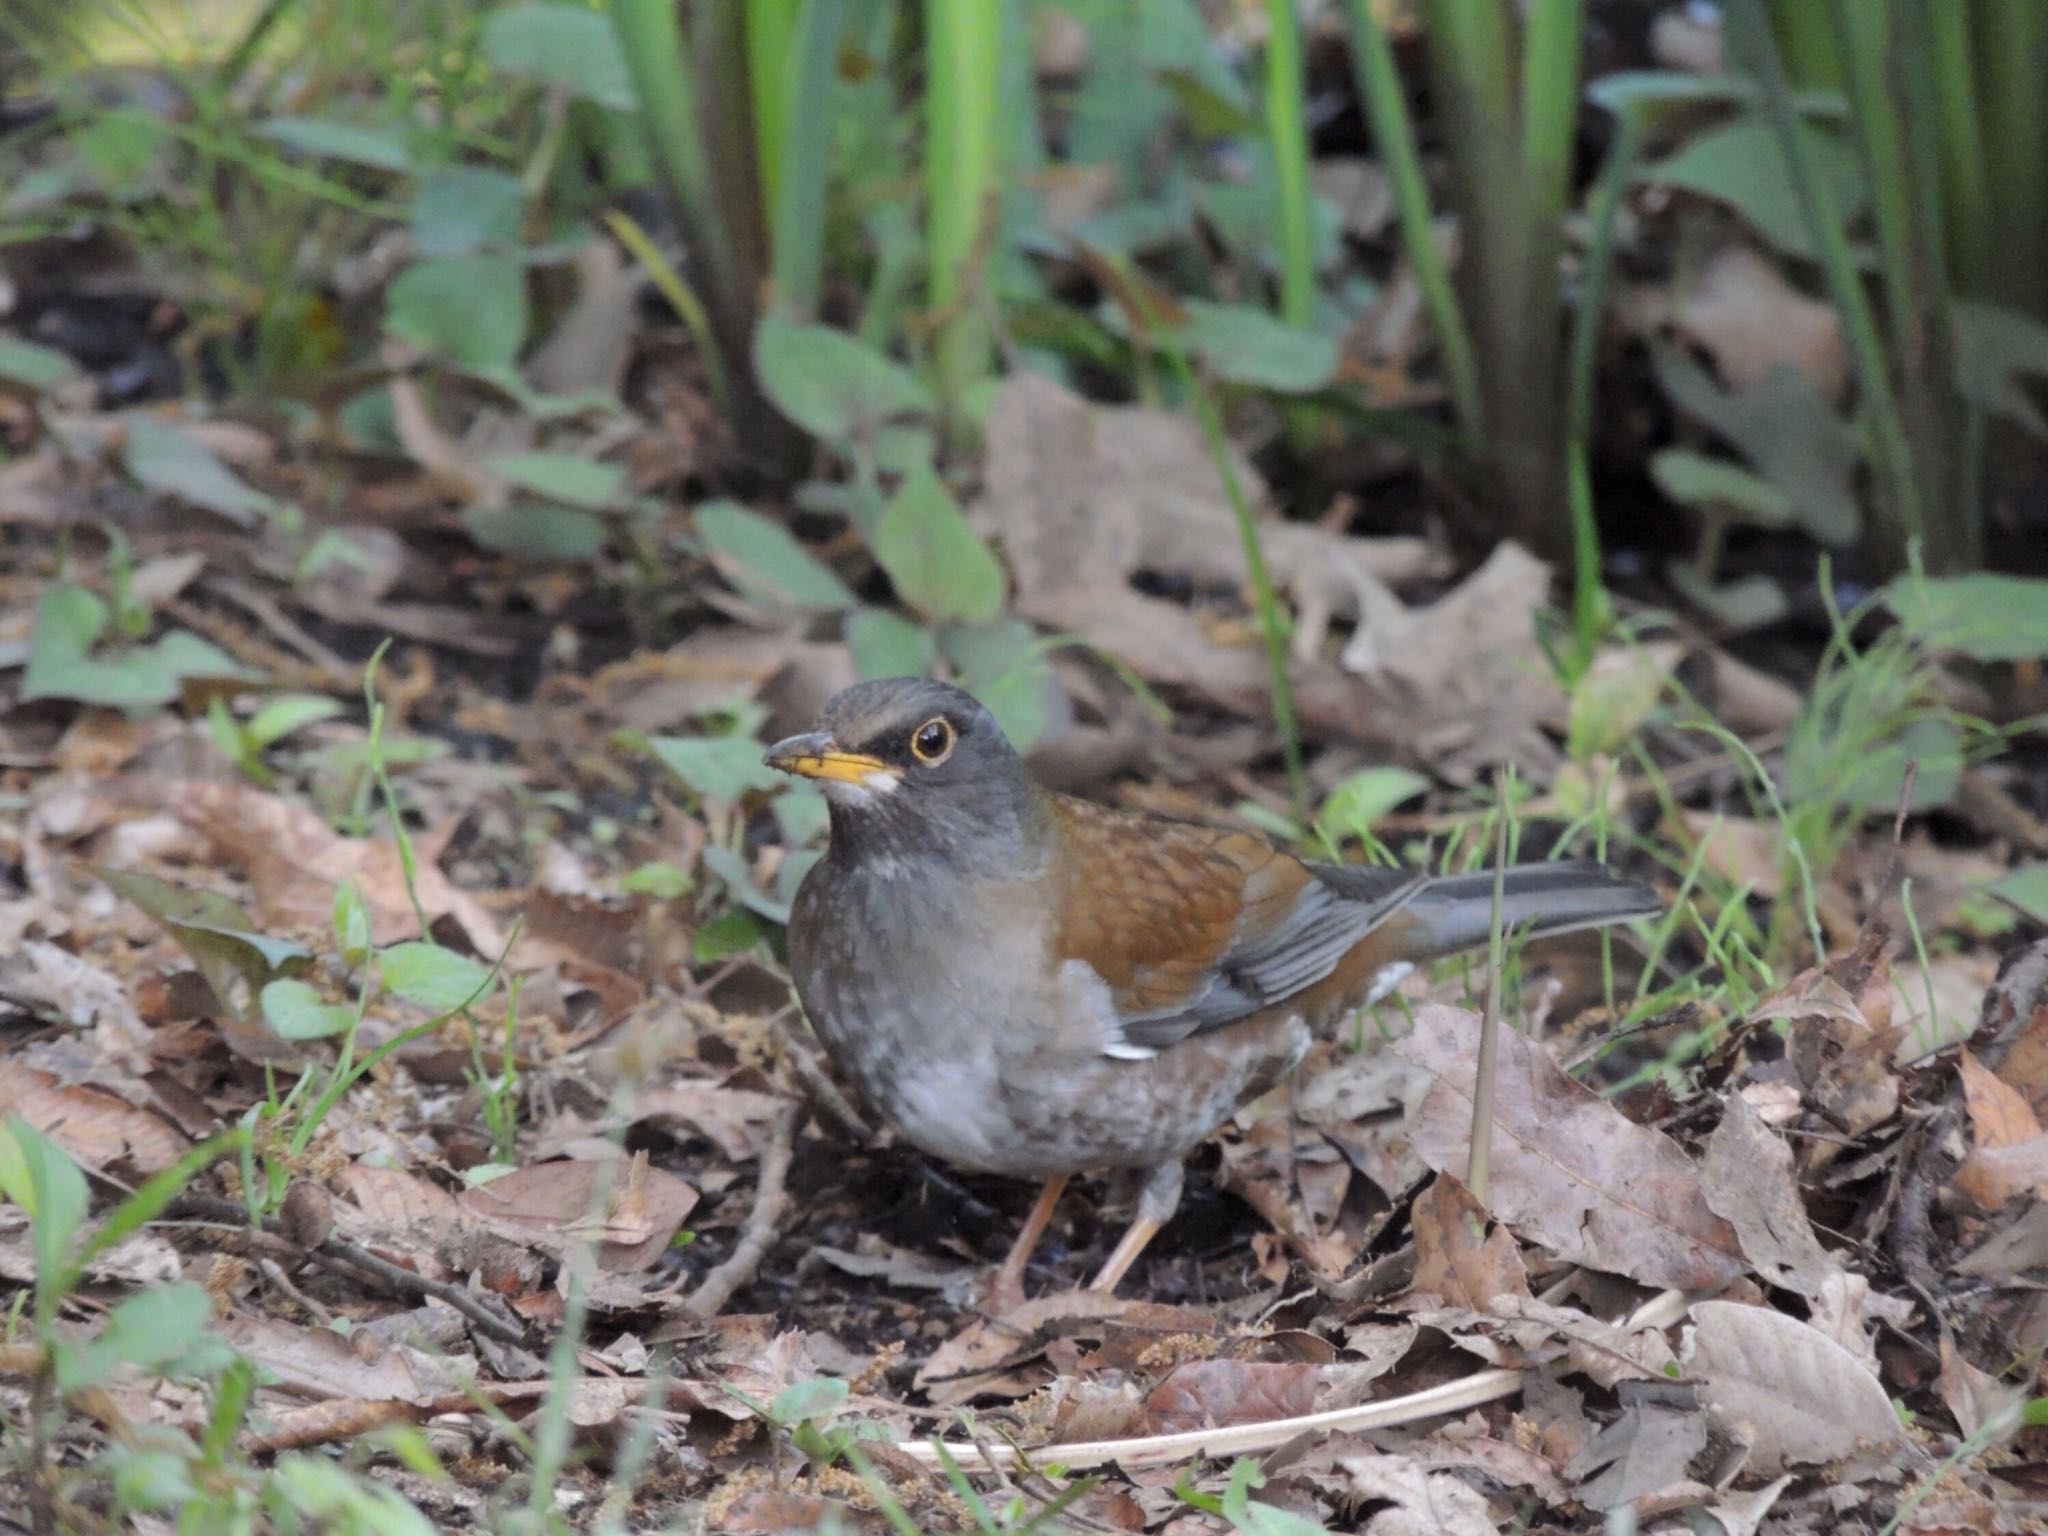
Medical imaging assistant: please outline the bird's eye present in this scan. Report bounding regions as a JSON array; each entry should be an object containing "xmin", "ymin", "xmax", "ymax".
[{"xmin": 909, "ymin": 716, "xmax": 955, "ymax": 765}]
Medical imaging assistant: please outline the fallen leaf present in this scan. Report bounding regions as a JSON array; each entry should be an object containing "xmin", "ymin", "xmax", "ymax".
[
  {"xmin": 1142, "ymin": 1358, "xmax": 1320, "ymax": 1433},
  {"xmin": 1682, "ymin": 1300, "xmax": 1904, "ymax": 1472},
  {"xmin": 1953, "ymin": 1133, "xmax": 2048, "ymax": 1210},
  {"xmin": 0, "ymin": 1059, "xmax": 188, "ymax": 1174},
  {"xmin": 1937, "ymin": 1335, "xmax": 2018, "ymax": 1441},
  {"xmin": 224, "ymin": 1316, "xmax": 436, "ymax": 1403},
  {"xmin": 1961, "ymin": 1050, "xmax": 2042, "ymax": 1147},
  {"xmin": 1671, "ymin": 244, "xmax": 1848, "ymax": 401},
  {"xmin": 172, "ymin": 778, "xmax": 507, "ymax": 954},
  {"xmin": 1563, "ymin": 1378, "xmax": 1708, "ymax": 1510},
  {"xmin": 1341, "ymin": 1452, "xmax": 1499, "ymax": 1536},
  {"xmin": 1701, "ymin": 1093, "xmax": 1840, "ymax": 1297},
  {"xmin": 1394, "ymin": 1005, "xmax": 1746, "ymax": 1291},
  {"xmin": 1410, "ymin": 1173, "xmax": 1531, "ymax": 1310},
  {"xmin": 458, "ymin": 1153, "xmax": 697, "ymax": 1272}
]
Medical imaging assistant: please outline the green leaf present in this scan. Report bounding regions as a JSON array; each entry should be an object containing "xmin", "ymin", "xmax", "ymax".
[
  {"xmin": 410, "ymin": 165, "xmax": 527, "ymax": 256},
  {"xmin": 333, "ymin": 879, "xmax": 372, "ymax": 961},
  {"xmin": 125, "ymin": 418, "xmax": 286, "ymax": 526},
  {"xmin": 379, "ymin": 942, "xmax": 493, "ymax": 1013},
  {"xmin": 701, "ymin": 844, "xmax": 792, "ymax": 924},
  {"xmin": 256, "ymin": 116, "xmax": 411, "ymax": 172},
  {"xmin": 1319, "ymin": 767, "xmax": 1429, "ymax": 836},
  {"xmin": 385, "ymin": 253, "xmax": 528, "ymax": 370},
  {"xmin": 260, "ymin": 979, "xmax": 354, "ymax": 1041},
  {"xmin": 1640, "ymin": 116, "xmax": 1867, "ymax": 262},
  {"xmin": 100, "ymin": 868, "xmax": 311, "ymax": 1018},
  {"xmin": 1177, "ymin": 301, "xmax": 1339, "ymax": 393},
  {"xmin": 57, "ymin": 1282, "xmax": 211, "ymax": 1393},
  {"xmin": 1652, "ymin": 347, "xmax": 1860, "ymax": 545},
  {"xmin": 462, "ymin": 503, "xmax": 608, "ymax": 561},
  {"xmin": 1883, "ymin": 573, "xmax": 2048, "ymax": 661},
  {"xmin": 483, "ymin": 1, "xmax": 636, "ymax": 109},
  {"xmin": 772, "ymin": 784, "xmax": 830, "ymax": 848},
  {"xmin": 1649, "ymin": 448, "xmax": 1794, "ymax": 527},
  {"xmin": 244, "ymin": 694, "xmax": 344, "ymax": 750},
  {"xmin": 621, "ymin": 861, "xmax": 693, "ymax": 899},
  {"xmin": 1955, "ymin": 300, "xmax": 2048, "ymax": 443},
  {"xmin": 1991, "ymin": 866, "xmax": 2048, "ymax": 926},
  {"xmin": 694, "ymin": 501, "xmax": 854, "ymax": 611},
  {"xmin": 770, "ymin": 1376, "xmax": 849, "ymax": 1426},
  {"xmin": 0, "ymin": 336, "xmax": 78, "ymax": 391},
  {"xmin": 945, "ymin": 619, "xmax": 1055, "ymax": 750},
  {"xmin": 1835, "ymin": 717, "xmax": 1962, "ymax": 814},
  {"xmin": 485, "ymin": 451, "xmax": 625, "ymax": 510},
  {"xmin": 753, "ymin": 317, "xmax": 929, "ymax": 442},
  {"xmin": 874, "ymin": 464, "xmax": 1005, "ymax": 625},
  {"xmin": 650, "ymin": 735, "xmax": 785, "ymax": 804},
  {"xmin": 847, "ymin": 608, "xmax": 936, "ymax": 680},
  {"xmin": 267, "ymin": 1455, "xmax": 439, "ymax": 1536},
  {"xmin": 0, "ymin": 1118, "xmax": 90, "ymax": 1310}
]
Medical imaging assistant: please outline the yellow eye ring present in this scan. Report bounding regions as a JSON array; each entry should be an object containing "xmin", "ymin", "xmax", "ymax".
[{"xmin": 909, "ymin": 716, "xmax": 955, "ymax": 765}]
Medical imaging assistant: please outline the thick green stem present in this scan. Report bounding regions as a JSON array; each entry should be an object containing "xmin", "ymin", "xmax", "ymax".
[{"xmin": 1263, "ymin": 0, "xmax": 1316, "ymax": 328}]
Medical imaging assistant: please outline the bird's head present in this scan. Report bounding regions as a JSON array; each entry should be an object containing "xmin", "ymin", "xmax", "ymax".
[{"xmin": 765, "ymin": 677, "xmax": 1033, "ymax": 868}]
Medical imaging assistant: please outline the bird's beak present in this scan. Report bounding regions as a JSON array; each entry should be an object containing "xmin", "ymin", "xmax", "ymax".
[{"xmin": 763, "ymin": 732, "xmax": 897, "ymax": 788}]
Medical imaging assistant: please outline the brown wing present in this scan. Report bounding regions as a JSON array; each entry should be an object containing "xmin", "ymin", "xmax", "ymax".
[{"xmin": 1046, "ymin": 797, "xmax": 1423, "ymax": 1054}]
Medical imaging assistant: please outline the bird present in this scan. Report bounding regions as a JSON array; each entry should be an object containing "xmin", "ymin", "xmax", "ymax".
[{"xmin": 766, "ymin": 676, "xmax": 1661, "ymax": 1304}]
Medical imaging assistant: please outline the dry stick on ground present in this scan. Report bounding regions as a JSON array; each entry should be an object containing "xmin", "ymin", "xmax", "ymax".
[
  {"xmin": 684, "ymin": 1099, "xmax": 803, "ymax": 1317},
  {"xmin": 896, "ymin": 1288, "xmax": 1693, "ymax": 1471},
  {"xmin": 163, "ymin": 1193, "xmax": 529, "ymax": 1347}
]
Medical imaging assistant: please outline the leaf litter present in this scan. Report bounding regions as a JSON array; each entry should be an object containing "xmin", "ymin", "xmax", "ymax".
[{"xmin": 3, "ymin": 196, "xmax": 2047, "ymax": 1536}]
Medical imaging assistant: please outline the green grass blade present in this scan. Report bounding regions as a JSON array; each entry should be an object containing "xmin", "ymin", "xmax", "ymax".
[
  {"xmin": 768, "ymin": 0, "xmax": 845, "ymax": 317},
  {"xmin": 1337, "ymin": 0, "xmax": 1483, "ymax": 444},
  {"xmin": 747, "ymin": 0, "xmax": 802, "ymax": 228},
  {"xmin": 1263, "ymin": 0, "xmax": 1316, "ymax": 327},
  {"xmin": 926, "ymin": 0, "xmax": 1002, "ymax": 410},
  {"xmin": 613, "ymin": 0, "xmax": 743, "ymax": 389},
  {"xmin": 1726, "ymin": 0, "xmax": 1924, "ymax": 565}
]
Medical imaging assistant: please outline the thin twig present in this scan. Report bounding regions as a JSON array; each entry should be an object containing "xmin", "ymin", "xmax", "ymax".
[
  {"xmin": 775, "ymin": 1015, "xmax": 874, "ymax": 1142},
  {"xmin": 163, "ymin": 1193, "xmax": 528, "ymax": 1347},
  {"xmin": 684, "ymin": 1100, "xmax": 802, "ymax": 1317}
]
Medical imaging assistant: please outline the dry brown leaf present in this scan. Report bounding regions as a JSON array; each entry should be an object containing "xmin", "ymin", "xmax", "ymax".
[
  {"xmin": 1677, "ymin": 812, "xmax": 1784, "ymax": 899},
  {"xmin": 171, "ymin": 778, "xmax": 506, "ymax": 953},
  {"xmin": 1806, "ymin": 1270, "xmax": 1911, "ymax": 1376},
  {"xmin": 458, "ymin": 1153, "xmax": 697, "ymax": 1272},
  {"xmin": 1994, "ymin": 1003, "xmax": 2048, "ymax": 1121},
  {"xmin": 224, "ymin": 1316, "xmax": 436, "ymax": 1404},
  {"xmin": 1682, "ymin": 1300, "xmax": 1904, "ymax": 1472},
  {"xmin": 1393, "ymin": 1005, "xmax": 1746, "ymax": 1291},
  {"xmin": 1410, "ymin": 1173, "xmax": 1531, "ymax": 1310},
  {"xmin": 1141, "ymin": 1358, "xmax": 1321, "ymax": 1434},
  {"xmin": 1562, "ymin": 1378, "xmax": 1708, "ymax": 1510},
  {"xmin": 1701, "ymin": 1093, "xmax": 1839, "ymax": 1297},
  {"xmin": 1937, "ymin": 1336, "xmax": 2018, "ymax": 1441},
  {"xmin": 973, "ymin": 374, "xmax": 1582, "ymax": 781},
  {"xmin": 1341, "ymin": 1452, "xmax": 1499, "ymax": 1536},
  {"xmin": 1961, "ymin": 1050, "xmax": 2042, "ymax": 1146},
  {"xmin": 1672, "ymin": 244, "xmax": 1848, "ymax": 401},
  {"xmin": 0, "ymin": 1059, "xmax": 188, "ymax": 1174},
  {"xmin": 1953, "ymin": 1134, "xmax": 2048, "ymax": 1210}
]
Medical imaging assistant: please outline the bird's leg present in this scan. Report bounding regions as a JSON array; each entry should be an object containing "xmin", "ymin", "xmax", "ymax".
[
  {"xmin": 1089, "ymin": 1161, "xmax": 1183, "ymax": 1293},
  {"xmin": 984, "ymin": 1174, "xmax": 1067, "ymax": 1312}
]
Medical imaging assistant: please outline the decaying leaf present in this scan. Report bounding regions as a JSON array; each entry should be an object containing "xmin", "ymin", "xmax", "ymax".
[
  {"xmin": 1701, "ymin": 1093, "xmax": 1840, "ymax": 1296},
  {"xmin": 458, "ymin": 1153, "xmax": 697, "ymax": 1272},
  {"xmin": 1394, "ymin": 1005, "xmax": 1746, "ymax": 1291},
  {"xmin": 1682, "ymin": 1300, "xmax": 1904, "ymax": 1472},
  {"xmin": 1341, "ymin": 1453, "xmax": 1499, "ymax": 1536},
  {"xmin": 1409, "ymin": 1173, "xmax": 1531, "ymax": 1310},
  {"xmin": 1562, "ymin": 1378, "xmax": 1708, "ymax": 1511}
]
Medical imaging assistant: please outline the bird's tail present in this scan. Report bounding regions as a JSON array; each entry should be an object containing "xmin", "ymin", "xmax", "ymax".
[{"xmin": 1395, "ymin": 860, "xmax": 1661, "ymax": 959}]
